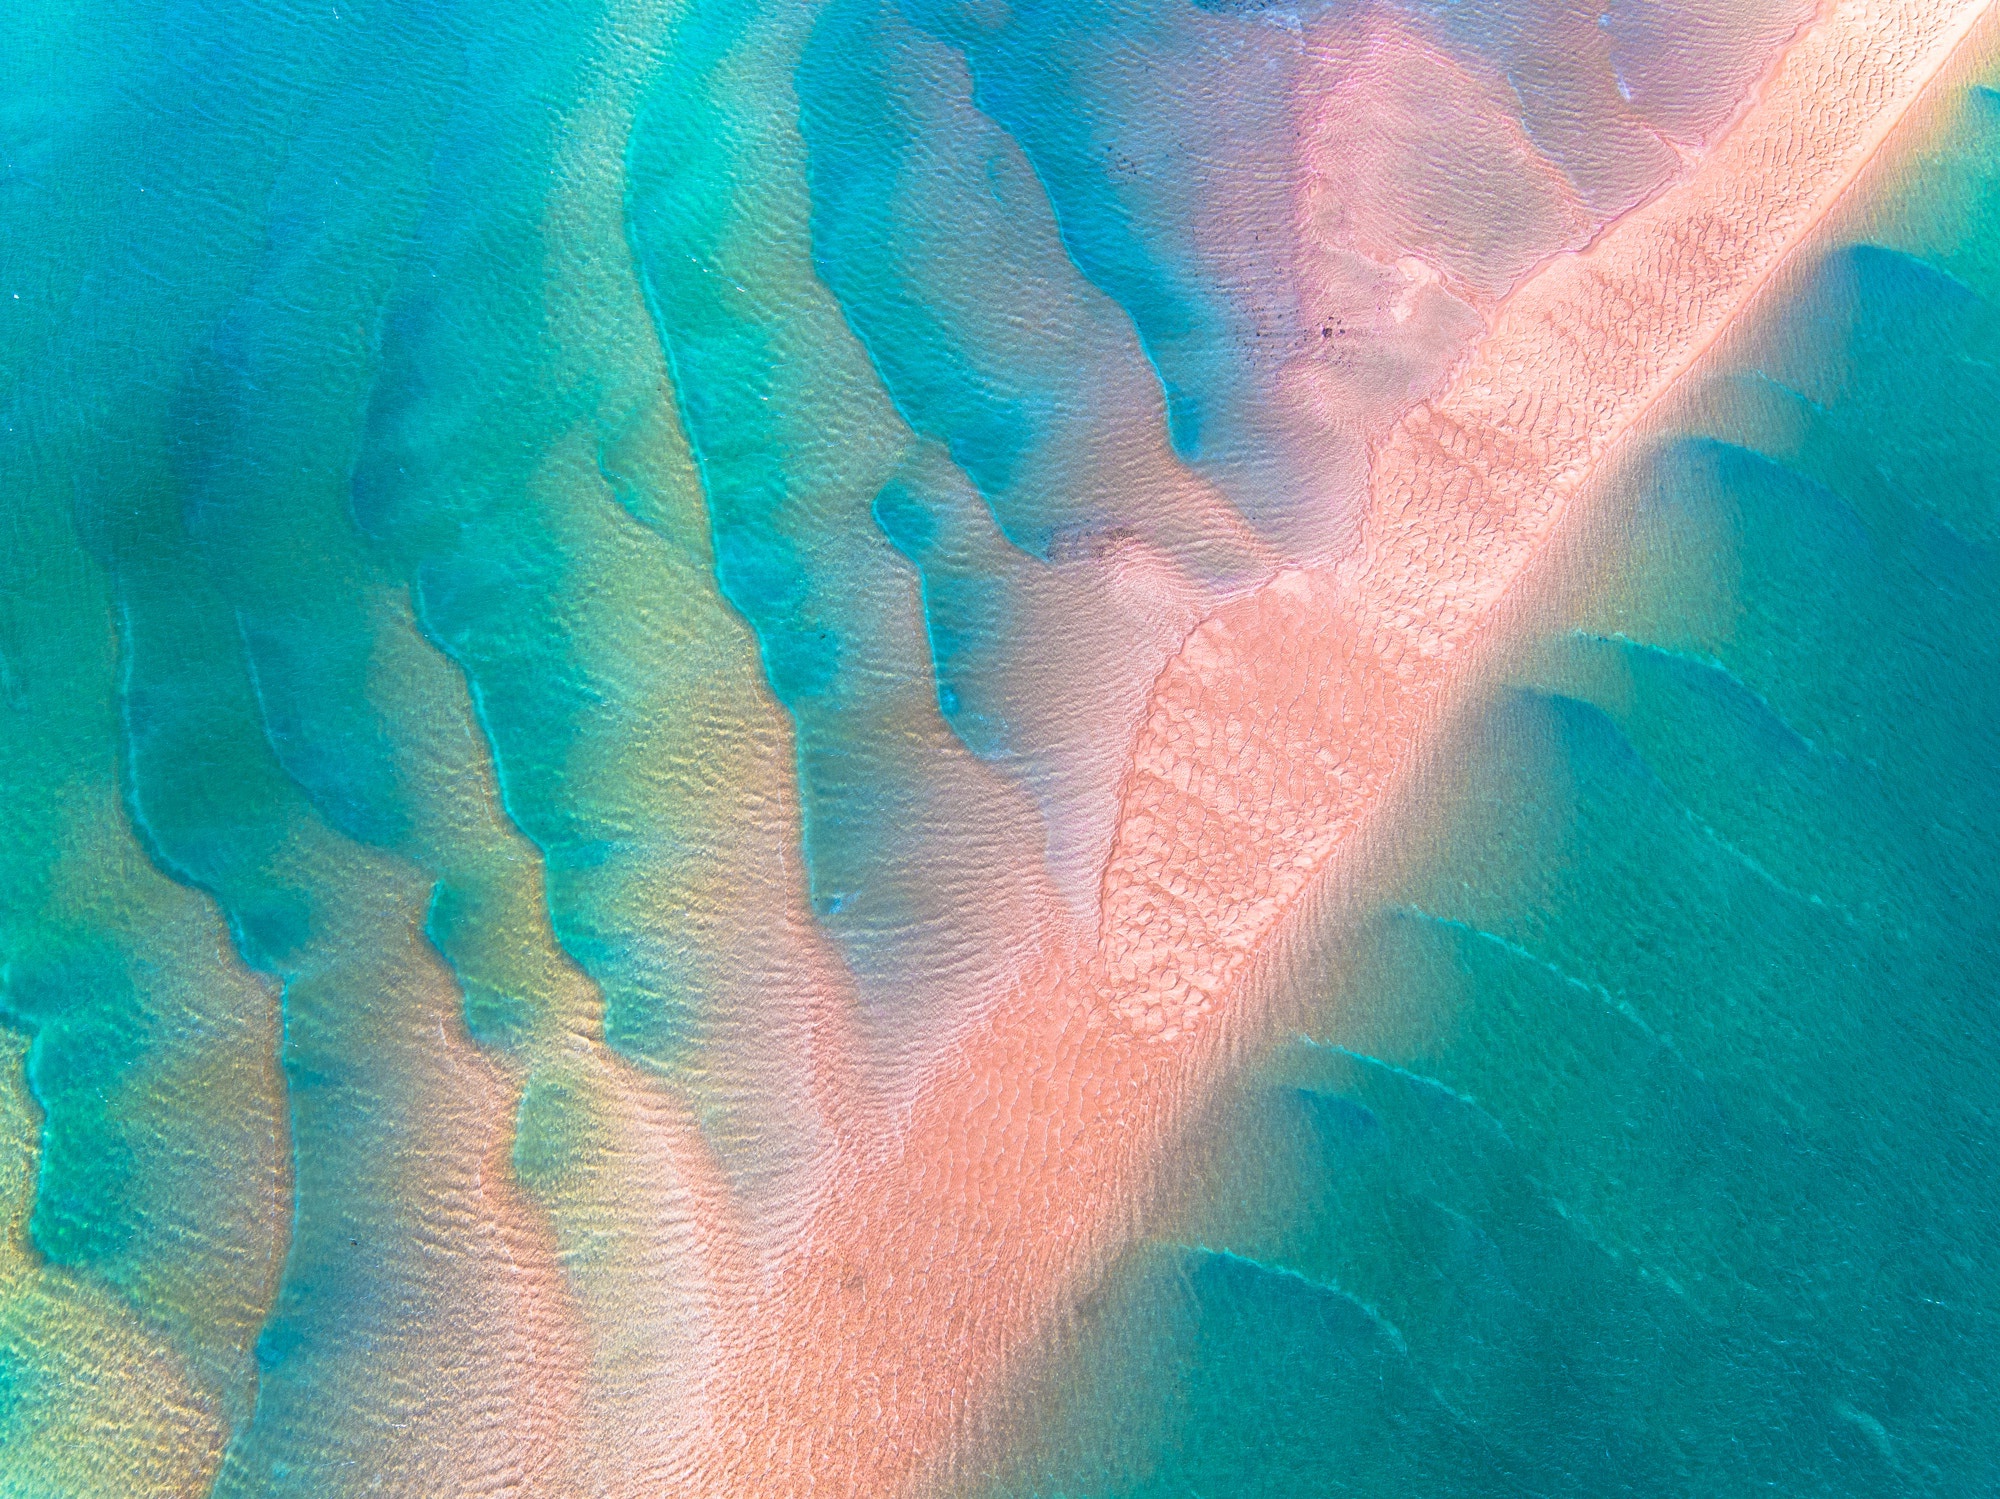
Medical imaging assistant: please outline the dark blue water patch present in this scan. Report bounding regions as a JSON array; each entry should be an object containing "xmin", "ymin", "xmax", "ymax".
[
  {"xmin": 158, "ymin": 11, "xmax": 469, "ymax": 849},
  {"xmin": 1001, "ymin": 1236, "xmax": 1507, "ymax": 1499},
  {"xmin": 898, "ymin": 0, "xmax": 1229, "ymax": 465},
  {"xmin": 1537, "ymin": 631, "xmax": 1919, "ymax": 936},
  {"xmin": 870, "ymin": 469, "xmax": 1018, "ymax": 756},
  {"xmin": 1427, "ymin": 684, "xmax": 1900, "ymax": 1100},
  {"xmin": 424, "ymin": 879, "xmax": 536, "ymax": 1050},
  {"xmin": 802, "ymin": 0, "xmax": 1170, "ymax": 561},
  {"xmin": 1623, "ymin": 435, "xmax": 1945, "ymax": 764},
  {"xmin": 800, "ymin": 0, "xmax": 1041, "ymax": 534},
  {"xmin": 889, "ymin": 0, "xmax": 1354, "ymax": 551},
  {"xmin": 0, "ymin": 944, "xmax": 149, "ymax": 1267},
  {"xmin": 407, "ymin": 549, "xmax": 610, "ymax": 855},
  {"xmin": 1289, "ymin": 1083, "xmax": 1384, "ymax": 1149},
  {"xmin": 108, "ymin": 560, "xmax": 316, "ymax": 973},
  {"xmin": 710, "ymin": 527, "xmax": 843, "ymax": 703}
]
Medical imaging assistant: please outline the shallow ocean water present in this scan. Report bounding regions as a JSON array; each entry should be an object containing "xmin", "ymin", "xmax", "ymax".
[
  {"xmin": 968, "ymin": 73, "xmax": 2000, "ymax": 1499},
  {"xmin": 0, "ymin": 0, "xmax": 1994, "ymax": 1493}
]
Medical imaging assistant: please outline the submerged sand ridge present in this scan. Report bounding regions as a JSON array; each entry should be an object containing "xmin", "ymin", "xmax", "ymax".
[{"xmin": 662, "ymin": 0, "xmax": 2000, "ymax": 1492}]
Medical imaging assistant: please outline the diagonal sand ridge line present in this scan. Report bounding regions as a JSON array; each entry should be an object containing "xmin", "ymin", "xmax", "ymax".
[{"xmin": 675, "ymin": 1, "xmax": 1999, "ymax": 1492}]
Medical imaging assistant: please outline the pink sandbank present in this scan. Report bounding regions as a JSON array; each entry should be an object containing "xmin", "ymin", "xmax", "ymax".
[{"xmin": 484, "ymin": 0, "xmax": 2000, "ymax": 1491}]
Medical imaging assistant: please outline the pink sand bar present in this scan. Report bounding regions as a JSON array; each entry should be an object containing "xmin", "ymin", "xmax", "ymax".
[{"xmin": 647, "ymin": 1, "xmax": 2000, "ymax": 1491}]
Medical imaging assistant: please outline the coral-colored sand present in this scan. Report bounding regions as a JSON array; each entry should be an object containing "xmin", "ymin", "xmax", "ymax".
[{"xmin": 586, "ymin": 1, "xmax": 2000, "ymax": 1492}]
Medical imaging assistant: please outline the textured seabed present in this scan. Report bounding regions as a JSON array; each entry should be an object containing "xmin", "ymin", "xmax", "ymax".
[{"xmin": 2, "ymin": 0, "xmax": 1998, "ymax": 1494}]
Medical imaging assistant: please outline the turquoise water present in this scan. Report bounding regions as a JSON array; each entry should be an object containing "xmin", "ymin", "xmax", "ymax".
[
  {"xmin": 974, "ymin": 80, "xmax": 2000, "ymax": 1499},
  {"xmin": 1, "ymin": 0, "xmax": 1995, "ymax": 1490},
  {"xmin": 1, "ymin": 1, "xmax": 733, "ymax": 1485}
]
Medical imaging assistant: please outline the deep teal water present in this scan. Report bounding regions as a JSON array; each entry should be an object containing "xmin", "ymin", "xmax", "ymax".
[{"xmin": 975, "ymin": 82, "xmax": 2000, "ymax": 1499}]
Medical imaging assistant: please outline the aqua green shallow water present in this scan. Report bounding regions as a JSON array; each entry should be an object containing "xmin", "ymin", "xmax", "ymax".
[
  {"xmin": 2, "ymin": 0, "xmax": 1998, "ymax": 1491},
  {"xmin": 972, "ymin": 81, "xmax": 2000, "ymax": 1499}
]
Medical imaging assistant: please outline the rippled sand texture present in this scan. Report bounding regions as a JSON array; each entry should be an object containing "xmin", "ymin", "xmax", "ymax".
[
  {"xmin": 977, "ymin": 51, "xmax": 2000, "ymax": 1495},
  {"xmin": 0, "ymin": 0, "xmax": 1993, "ymax": 1495},
  {"xmin": 671, "ymin": 3, "xmax": 1997, "ymax": 1494}
]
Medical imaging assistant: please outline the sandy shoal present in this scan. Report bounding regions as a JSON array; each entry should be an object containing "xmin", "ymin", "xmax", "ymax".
[{"xmin": 653, "ymin": 1, "xmax": 2000, "ymax": 1492}]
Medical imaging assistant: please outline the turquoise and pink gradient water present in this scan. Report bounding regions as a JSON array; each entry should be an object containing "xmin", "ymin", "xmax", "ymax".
[{"xmin": 0, "ymin": 0, "xmax": 1995, "ymax": 1492}]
